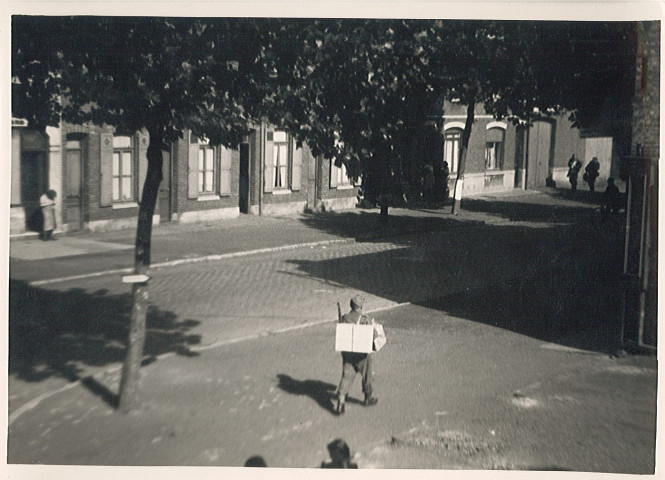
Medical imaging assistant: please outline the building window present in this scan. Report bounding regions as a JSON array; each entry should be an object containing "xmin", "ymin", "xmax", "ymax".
[
  {"xmin": 444, "ymin": 128, "xmax": 461, "ymax": 173},
  {"xmin": 264, "ymin": 127, "xmax": 302, "ymax": 193},
  {"xmin": 112, "ymin": 135, "xmax": 134, "ymax": 202},
  {"xmin": 330, "ymin": 161, "xmax": 353, "ymax": 188},
  {"xmin": 272, "ymin": 130, "xmax": 289, "ymax": 189},
  {"xmin": 485, "ymin": 127, "xmax": 505, "ymax": 170},
  {"xmin": 336, "ymin": 162, "xmax": 352, "ymax": 186},
  {"xmin": 197, "ymin": 138, "xmax": 216, "ymax": 194}
]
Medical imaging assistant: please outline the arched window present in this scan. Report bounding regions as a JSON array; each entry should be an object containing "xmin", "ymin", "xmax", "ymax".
[{"xmin": 443, "ymin": 128, "xmax": 462, "ymax": 173}]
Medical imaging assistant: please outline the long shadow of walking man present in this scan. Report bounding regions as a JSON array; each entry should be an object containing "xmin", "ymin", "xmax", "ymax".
[{"xmin": 276, "ymin": 374, "xmax": 339, "ymax": 415}]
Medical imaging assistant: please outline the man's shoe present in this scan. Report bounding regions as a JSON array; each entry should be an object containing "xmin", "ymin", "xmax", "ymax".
[
  {"xmin": 336, "ymin": 401, "xmax": 345, "ymax": 415},
  {"xmin": 363, "ymin": 396, "xmax": 379, "ymax": 407}
]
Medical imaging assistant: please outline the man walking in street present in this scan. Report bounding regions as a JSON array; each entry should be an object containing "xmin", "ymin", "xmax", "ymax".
[{"xmin": 335, "ymin": 295, "xmax": 379, "ymax": 415}]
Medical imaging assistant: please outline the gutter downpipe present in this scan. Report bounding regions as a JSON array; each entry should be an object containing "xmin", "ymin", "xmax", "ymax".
[{"xmin": 259, "ymin": 122, "xmax": 264, "ymax": 216}]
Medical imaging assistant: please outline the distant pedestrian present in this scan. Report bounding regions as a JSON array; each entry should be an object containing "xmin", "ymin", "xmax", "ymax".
[
  {"xmin": 321, "ymin": 439, "xmax": 358, "ymax": 469},
  {"xmin": 567, "ymin": 155, "xmax": 582, "ymax": 192},
  {"xmin": 604, "ymin": 178, "xmax": 622, "ymax": 214},
  {"xmin": 421, "ymin": 164, "xmax": 435, "ymax": 205},
  {"xmin": 39, "ymin": 189, "xmax": 57, "ymax": 240},
  {"xmin": 440, "ymin": 161, "xmax": 450, "ymax": 199},
  {"xmin": 584, "ymin": 157, "xmax": 600, "ymax": 192},
  {"xmin": 335, "ymin": 295, "xmax": 379, "ymax": 415}
]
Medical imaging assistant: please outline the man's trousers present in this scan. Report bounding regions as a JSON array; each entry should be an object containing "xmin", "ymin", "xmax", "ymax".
[{"xmin": 337, "ymin": 352, "xmax": 374, "ymax": 398}]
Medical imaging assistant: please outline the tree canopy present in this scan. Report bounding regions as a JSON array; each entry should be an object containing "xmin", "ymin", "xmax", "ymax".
[
  {"xmin": 12, "ymin": 16, "xmax": 284, "ymax": 411},
  {"xmin": 254, "ymin": 19, "xmax": 635, "ymax": 210},
  {"xmin": 12, "ymin": 16, "xmax": 636, "ymax": 408},
  {"xmin": 12, "ymin": 16, "xmax": 276, "ymax": 146}
]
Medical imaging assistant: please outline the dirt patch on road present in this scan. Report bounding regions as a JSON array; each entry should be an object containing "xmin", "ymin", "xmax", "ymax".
[
  {"xmin": 392, "ymin": 428, "xmax": 500, "ymax": 455},
  {"xmin": 360, "ymin": 425, "xmax": 506, "ymax": 469}
]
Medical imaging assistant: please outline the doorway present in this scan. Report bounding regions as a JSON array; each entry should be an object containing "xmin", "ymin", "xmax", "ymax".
[
  {"xmin": 21, "ymin": 151, "xmax": 47, "ymax": 232},
  {"xmin": 158, "ymin": 148, "xmax": 172, "ymax": 222},
  {"xmin": 239, "ymin": 143, "xmax": 250, "ymax": 214},
  {"xmin": 526, "ymin": 121, "xmax": 553, "ymax": 188}
]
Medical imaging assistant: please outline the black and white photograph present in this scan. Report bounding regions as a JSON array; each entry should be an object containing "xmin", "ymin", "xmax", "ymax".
[{"xmin": 4, "ymin": 2, "xmax": 661, "ymax": 478}]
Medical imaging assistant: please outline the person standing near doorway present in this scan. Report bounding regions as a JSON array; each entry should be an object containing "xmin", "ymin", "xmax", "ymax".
[
  {"xmin": 421, "ymin": 164, "xmax": 435, "ymax": 206},
  {"xmin": 39, "ymin": 189, "xmax": 57, "ymax": 240},
  {"xmin": 584, "ymin": 157, "xmax": 601, "ymax": 192},
  {"xmin": 567, "ymin": 154, "xmax": 582, "ymax": 192}
]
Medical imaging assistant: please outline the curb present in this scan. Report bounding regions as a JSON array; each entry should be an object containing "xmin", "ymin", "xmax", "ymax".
[
  {"xmin": 26, "ymin": 220, "xmax": 477, "ymax": 287},
  {"xmin": 27, "ymin": 238, "xmax": 353, "ymax": 287}
]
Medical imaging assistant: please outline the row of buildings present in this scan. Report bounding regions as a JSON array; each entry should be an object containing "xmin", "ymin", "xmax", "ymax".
[
  {"xmin": 8, "ymin": 20, "xmax": 658, "ymax": 352},
  {"xmin": 10, "ymin": 102, "xmax": 623, "ymax": 237}
]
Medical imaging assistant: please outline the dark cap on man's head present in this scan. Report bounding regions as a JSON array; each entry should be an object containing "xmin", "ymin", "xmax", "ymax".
[{"xmin": 350, "ymin": 295, "xmax": 364, "ymax": 309}]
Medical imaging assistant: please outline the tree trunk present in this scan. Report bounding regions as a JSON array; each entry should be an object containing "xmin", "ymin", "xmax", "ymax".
[
  {"xmin": 451, "ymin": 101, "xmax": 475, "ymax": 215},
  {"xmin": 119, "ymin": 127, "xmax": 164, "ymax": 413},
  {"xmin": 379, "ymin": 204, "xmax": 389, "ymax": 224}
]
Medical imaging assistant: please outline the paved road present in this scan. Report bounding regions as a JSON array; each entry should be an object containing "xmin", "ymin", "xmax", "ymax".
[
  {"xmin": 8, "ymin": 302, "xmax": 657, "ymax": 470},
  {"xmin": 9, "ymin": 191, "xmax": 654, "ymax": 472},
  {"xmin": 9, "ymin": 221, "xmax": 585, "ymax": 418}
]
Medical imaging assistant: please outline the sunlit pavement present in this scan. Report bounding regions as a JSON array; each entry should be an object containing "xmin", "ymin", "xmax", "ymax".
[{"xmin": 9, "ymin": 190, "xmax": 655, "ymax": 472}]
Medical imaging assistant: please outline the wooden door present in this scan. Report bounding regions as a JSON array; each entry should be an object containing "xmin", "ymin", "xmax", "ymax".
[
  {"xmin": 239, "ymin": 143, "xmax": 250, "ymax": 214},
  {"xmin": 158, "ymin": 149, "xmax": 171, "ymax": 222},
  {"xmin": 527, "ymin": 121, "xmax": 552, "ymax": 188}
]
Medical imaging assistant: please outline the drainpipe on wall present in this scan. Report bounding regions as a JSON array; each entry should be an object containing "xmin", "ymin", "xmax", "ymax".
[
  {"xmin": 258, "ymin": 122, "xmax": 264, "ymax": 216},
  {"xmin": 170, "ymin": 142, "xmax": 175, "ymax": 221},
  {"xmin": 523, "ymin": 124, "xmax": 530, "ymax": 190}
]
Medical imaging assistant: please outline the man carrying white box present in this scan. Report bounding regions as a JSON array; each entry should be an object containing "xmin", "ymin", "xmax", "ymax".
[{"xmin": 334, "ymin": 295, "xmax": 380, "ymax": 415}]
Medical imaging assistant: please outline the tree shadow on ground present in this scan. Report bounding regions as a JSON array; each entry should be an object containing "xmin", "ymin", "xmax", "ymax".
[
  {"xmin": 286, "ymin": 198, "xmax": 626, "ymax": 354},
  {"xmin": 296, "ymin": 192, "xmax": 601, "ymax": 249},
  {"xmin": 458, "ymin": 197, "xmax": 594, "ymax": 223},
  {"xmin": 9, "ymin": 278, "xmax": 202, "ymax": 407},
  {"xmin": 275, "ymin": 374, "xmax": 342, "ymax": 415},
  {"xmin": 296, "ymin": 208, "xmax": 483, "ymax": 244},
  {"xmin": 418, "ymin": 265, "xmax": 624, "ymax": 354}
]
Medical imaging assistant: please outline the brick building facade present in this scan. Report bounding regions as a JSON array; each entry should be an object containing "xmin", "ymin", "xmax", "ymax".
[
  {"xmin": 621, "ymin": 21, "xmax": 659, "ymax": 350},
  {"xmin": 439, "ymin": 101, "xmax": 621, "ymax": 196},
  {"xmin": 10, "ymin": 106, "xmax": 626, "ymax": 237},
  {"xmin": 10, "ymin": 121, "xmax": 360, "ymax": 236}
]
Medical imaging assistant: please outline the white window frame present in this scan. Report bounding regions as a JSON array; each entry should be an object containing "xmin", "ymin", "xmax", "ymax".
[
  {"xmin": 272, "ymin": 130, "xmax": 290, "ymax": 190},
  {"xmin": 334, "ymin": 162, "xmax": 353, "ymax": 188},
  {"xmin": 197, "ymin": 137, "xmax": 217, "ymax": 194},
  {"xmin": 485, "ymin": 126, "xmax": 505, "ymax": 171},
  {"xmin": 444, "ymin": 128, "xmax": 462, "ymax": 174},
  {"xmin": 112, "ymin": 135, "xmax": 135, "ymax": 203}
]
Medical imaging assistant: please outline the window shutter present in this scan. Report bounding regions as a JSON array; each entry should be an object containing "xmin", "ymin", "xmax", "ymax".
[
  {"xmin": 219, "ymin": 146, "xmax": 232, "ymax": 195},
  {"xmin": 329, "ymin": 159, "xmax": 339, "ymax": 188},
  {"xmin": 11, "ymin": 130, "xmax": 21, "ymax": 205},
  {"xmin": 264, "ymin": 129, "xmax": 274, "ymax": 193},
  {"xmin": 137, "ymin": 130, "xmax": 149, "ymax": 201},
  {"xmin": 291, "ymin": 138, "xmax": 302, "ymax": 191},
  {"xmin": 187, "ymin": 131, "xmax": 199, "ymax": 199},
  {"xmin": 100, "ymin": 131, "xmax": 114, "ymax": 206}
]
